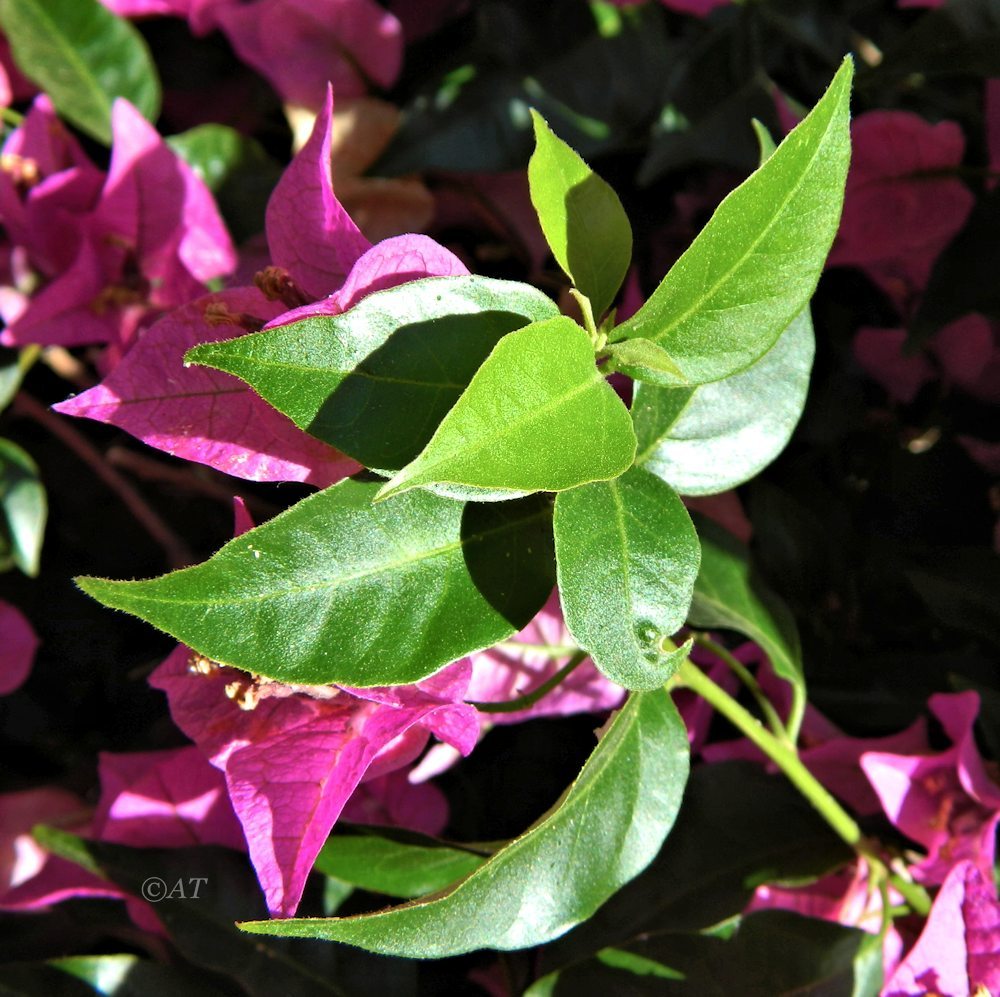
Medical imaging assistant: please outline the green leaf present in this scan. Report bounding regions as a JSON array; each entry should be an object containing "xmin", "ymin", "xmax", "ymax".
[
  {"xmin": 0, "ymin": 438, "xmax": 46, "ymax": 576},
  {"xmin": 0, "ymin": 345, "xmax": 36, "ymax": 412},
  {"xmin": 601, "ymin": 338, "xmax": 687, "ymax": 386},
  {"xmin": 0, "ymin": 0, "xmax": 160, "ymax": 144},
  {"xmin": 76, "ymin": 479, "xmax": 555, "ymax": 687},
  {"xmin": 528, "ymin": 110, "xmax": 631, "ymax": 318},
  {"xmin": 187, "ymin": 276, "xmax": 560, "ymax": 474},
  {"xmin": 688, "ymin": 520, "xmax": 803, "ymax": 696},
  {"xmin": 315, "ymin": 828, "xmax": 487, "ymax": 899},
  {"xmin": 239, "ymin": 689, "xmax": 690, "ymax": 957},
  {"xmin": 377, "ymin": 317, "xmax": 635, "ymax": 501},
  {"xmin": 554, "ymin": 467, "xmax": 699, "ymax": 689},
  {"xmin": 49, "ymin": 954, "xmax": 230, "ymax": 997},
  {"xmin": 167, "ymin": 125, "xmax": 281, "ymax": 243},
  {"xmin": 535, "ymin": 911, "xmax": 873, "ymax": 995},
  {"xmin": 632, "ymin": 309, "xmax": 814, "ymax": 496},
  {"xmin": 613, "ymin": 56, "xmax": 852, "ymax": 385}
]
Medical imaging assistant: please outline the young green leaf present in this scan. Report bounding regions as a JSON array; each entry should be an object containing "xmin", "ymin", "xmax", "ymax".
[
  {"xmin": 239, "ymin": 688, "xmax": 690, "ymax": 957},
  {"xmin": 689, "ymin": 520, "xmax": 804, "ymax": 704},
  {"xmin": 612, "ymin": 56, "xmax": 853, "ymax": 385},
  {"xmin": 377, "ymin": 317, "xmax": 636, "ymax": 501},
  {"xmin": 187, "ymin": 276, "xmax": 559, "ymax": 474},
  {"xmin": 554, "ymin": 467, "xmax": 699, "ymax": 689},
  {"xmin": 601, "ymin": 338, "xmax": 687, "ymax": 386},
  {"xmin": 315, "ymin": 829, "xmax": 487, "ymax": 899},
  {"xmin": 633, "ymin": 309, "xmax": 814, "ymax": 496},
  {"xmin": 528, "ymin": 110, "xmax": 632, "ymax": 319},
  {"xmin": 77, "ymin": 479, "xmax": 555, "ymax": 687},
  {"xmin": 0, "ymin": 438, "xmax": 46, "ymax": 577},
  {"xmin": 0, "ymin": 0, "xmax": 161, "ymax": 144}
]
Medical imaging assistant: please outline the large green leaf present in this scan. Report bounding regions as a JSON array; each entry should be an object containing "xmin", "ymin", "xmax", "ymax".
[
  {"xmin": 187, "ymin": 276, "xmax": 559, "ymax": 474},
  {"xmin": 315, "ymin": 828, "xmax": 488, "ymax": 899},
  {"xmin": 688, "ymin": 520, "xmax": 803, "ymax": 697},
  {"xmin": 612, "ymin": 56, "xmax": 852, "ymax": 385},
  {"xmin": 0, "ymin": 0, "xmax": 160, "ymax": 144},
  {"xmin": 554, "ymin": 467, "xmax": 699, "ymax": 689},
  {"xmin": 377, "ymin": 317, "xmax": 635, "ymax": 501},
  {"xmin": 239, "ymin": 689, "xmax": 690, "ymax": 957},
  {"xmin": 528, "ymin": 110, "xmax": 631, "ymax": 318},
  {"xmin": 77, "ymin": 479, "xmax": 555, "ymax": 687},
  {"xmin": 632, "ymin": 309, "xmax": 814, "ymax": 496},
  {"xmin": 0, "ymin": 438, "xmax": 46, "ymax": 577}
]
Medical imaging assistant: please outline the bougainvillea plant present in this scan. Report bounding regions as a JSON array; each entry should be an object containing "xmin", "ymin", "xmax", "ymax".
[{"xmin": 2, "ymin": 1, "xmax": 999, "ymax": 994}]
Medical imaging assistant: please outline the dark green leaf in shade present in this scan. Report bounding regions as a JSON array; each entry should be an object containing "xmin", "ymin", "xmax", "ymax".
[
  {"xmin": 315, "ymin": 828, "xmax": 488, "ymax": 899},
  {"xmin": 688, "ymin": 519, "xmax": 804, "ymax": 696},
  {"xmin": 528, "ymin": 110, "xmax": 631, "ymax": 318},
  {"xmin": 49, "ymin": 954, "xmax": 231, "ymax": 997},
  {"xmin": 530, "ymin": 910, "xmax": 874, "ymax": 996},
  {"xmin": 0, "ymin": 0, "xmax": 160, "ymax": 144},
  {"xmin": 377, "ymin": 318, "xmax": 636, "ymax": 501},
  {"xmin": 76, "ymin": 479, "xmax": 555, "ymax": 687},
  {"xmin": 374, "ymin": 6, "xmax": 671, "ymax": 175},
  {"xmin": 0, "ymin": 346, "xmax": 35, "ymax": 412},
  {"xmin": 167, "ymin": 124, "xmax": 281, "ymax": 243},
  {"xmin": 31, "ymin": 829, "xmax": 414, "ymax": 997},
  {"xmin": 539, "ymin": 763, "xmax": 851, "ymax": 972},
  {"xmin": 0, "ymin": 438, "xmax": 46, "ymax": 576},
  {"xmin": 613, "ymin": 57, "xmax": 852, "ymax": 385},
  {"xmin": 238, "ymin": 689, "xmax": 690, "ymax": 957},
  {"xmin": 187, "ymin": 276, "xmax": 559, "ymax": 474},
  {"xmin": 554, "ymin": 467, "xmax": 699, "ymax": 689},
  {"xmin": 632, "ymin": 309, "xmax": 814, "ymax": 496}
]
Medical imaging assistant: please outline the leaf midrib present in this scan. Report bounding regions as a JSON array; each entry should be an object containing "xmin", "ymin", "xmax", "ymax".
[
  {"xmin": 627, "ymin": 93, "xmax": 842, "ymax": 350},
  {"xmin": 92, "ymin": 506, "xmax": 551, "ymax": 609}
]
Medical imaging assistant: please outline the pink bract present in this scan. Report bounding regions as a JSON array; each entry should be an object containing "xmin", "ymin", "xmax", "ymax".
[
  {"xmin": 265, "ymin": 86, "xmax": 371, "ymax": 300},
  {"xmin": 149, "ymin": 646, "xmax": 478, "ymax": 916},
  {"xmin": 267, "ymin": 233, "xmax": 470, "ymax": 327},
  {"xmin": 53, "ymin": 288, "xmax": 359, "ymax": 487},
  {"xmin": 3, "ymin": 98, "xmax": 235, "ymax": 351},
  {"xmin": 861, "ymin": 691, "xmax": 1000, "ymax": 886},
  {"xmin": 828, "ymin": 111, "xmax": 974, "ymax": 309},
  {"xmin": 882, "ymin": 860, "xmax": 1000, "ymax": 997},
  {"xmin": 464, "ymin": 590, "xmax": 625, "ymax": 724},
  {"xmin": 0, "ymin": 600, "xmax": 38, "ymax": 696},
  {"xmin": 852, "ymin": 327, "xmax": 935, "ymax": 404}
]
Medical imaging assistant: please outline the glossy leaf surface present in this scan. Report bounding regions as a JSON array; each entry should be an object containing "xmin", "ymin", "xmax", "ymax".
[
  {"xmin": 613, "ymin": 57, "xmax": 852, "ymax": 384},
  {"xmin": 77, "ymin": 479, "xmax": 555, "ymax": 687},
  {"xmin": 378, "ymin": 317, "xmax": 635, "ymax": 500},
  {"xmin": 315, "ymin": 829, "xmax": 487, "ymax": 900},
  {"xmin": 528, "ymin": 110, "xmax": 631, "ymax": 318},
  {"xmin": 0, "ymin": 0, "xmax": 160, "ymax": 144},
  {"xmin": 239, "ymin": 689, "xmax": 689, "ymax": 957},
  {"xmin": 633, "ymin": 310, "xmax": 814, "ymax": 496},
  {"xmin": 554, "ymin": 467, "xmax": 699, "ymax": 689},
  {"xmin": 187, "ymin": 276, "xmax": 559, "ymax": 474}
]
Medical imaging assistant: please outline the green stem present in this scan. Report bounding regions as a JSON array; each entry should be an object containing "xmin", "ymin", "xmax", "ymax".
[
  {"xmin": 569, "ymin": 288, "xmax": 602, "ymax": 347},
  {"xmin": 888, "ymin": 872, "xmax": 932, "ymax": 917},
  {"xmin": 470, "ymin": 650, "xmax": 588, "ymax": 714},
  {"xmin": 677, "ymin": 659, "xmax": 863, "ymax": 849},
  {"xmin": 693, "ymin": 634, "xmax": 791, "ymax": 744},
  {"xmin": 0, "ymin": 107, "xmax": 24, "ymax": 127}
]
